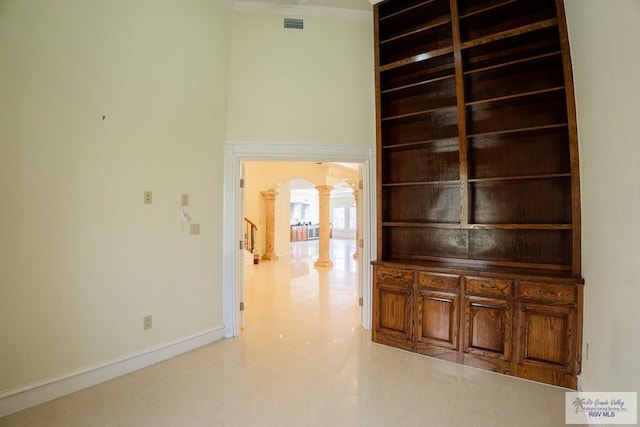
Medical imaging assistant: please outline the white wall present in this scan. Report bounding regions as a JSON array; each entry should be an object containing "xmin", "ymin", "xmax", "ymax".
[
  {"xmin": 291, "ymin": 189, "xmax": 320, "ymax": 224},
  {"xmin": 227, "ymin": 9, "xmax": 375, "ymax": 145},
  {"xmin": 0, "ymin": 0, "xmax": 231, "ymax": 392},
  {"xmin": 565, "ymin": 0, "xmax": 640, "ymax": 392},
  {"xmin": 331, "ymin": 195, "xmax": 357, "ymax": 239}
]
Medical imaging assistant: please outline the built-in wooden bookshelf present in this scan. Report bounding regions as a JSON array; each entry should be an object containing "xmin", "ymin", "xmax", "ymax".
[{"xmin": 372, "ymin": 0, "xmax": 583, "ymax": 389}]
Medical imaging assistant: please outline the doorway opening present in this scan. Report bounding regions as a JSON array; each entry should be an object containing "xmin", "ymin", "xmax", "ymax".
[
  {"xmin": 222, "ymin": 142, "xmax": 375, "ymax": 338},
  {"xmin": 242, "ymin": 166, "xmax": 360, "ymax": 331}
]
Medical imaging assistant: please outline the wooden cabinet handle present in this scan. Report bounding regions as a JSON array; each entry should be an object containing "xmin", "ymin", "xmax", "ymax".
[
  {"xmin": 481, "ymin": 283, "xmax": 496, "ymax": 289},
  {"xmin": 521, "ymin": 306, "xmax": 527, "ymax": 312}
]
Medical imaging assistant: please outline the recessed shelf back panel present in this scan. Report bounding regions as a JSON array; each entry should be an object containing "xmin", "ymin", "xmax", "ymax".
[
  {"xmin": 458, "ymin": 0, "xmax": 557, "ymax": 43},
  {"xmin": 382, "ymin": 227, "xmax": 469, "ymax": 259},
  {"xmin": 468, "ymin": 128, "xmax": 571, "ymax": 179},
  {"xmin": 464, "ymin": 54, "xmax": 564, "ymax": 103},
  {"xmin": 470, "ymin": 178, "xmax": 572, "ymax": 224},
  {"xmin": 382, "ymin": 140, "xmax": 460, "ymax": 183},
  {"xmin": 466, "ymin": 90, "xmax": 567, "ymax": 136},
  {"xmin": 468, "ymin": 229, "xmax": 572, "ymax": 266},
  {"xmin": 462, "ymin": 26, "xmax": 561, "ymax": 72},
  {"xmin": 382, "ymin": 109, "xmax": 459, "ymax": 146},
  {"xmin": 383, "ymin": 185, "xmax": 461, "ymax": 223},
  {"xmin": 381, "ymin": 54, "xmax": 455, "ymax": 91},
  {"xmin": 382, "ymin": 77, "xmax": 457, "ymax": 117}
]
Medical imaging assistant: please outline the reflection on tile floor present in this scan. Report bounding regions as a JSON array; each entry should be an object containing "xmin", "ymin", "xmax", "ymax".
[{"xmin": 0, "ymin": 239, "xmax": 571, "ymax": 426}]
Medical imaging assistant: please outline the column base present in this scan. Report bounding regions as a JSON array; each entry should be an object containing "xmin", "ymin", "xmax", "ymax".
[
  {"xmin": 314, "ymin": 259, "xmax": 334, "ymax": 268},
  {"xmin": 261, "ymin": 254, "xmax": 279, "ymax": 261}
]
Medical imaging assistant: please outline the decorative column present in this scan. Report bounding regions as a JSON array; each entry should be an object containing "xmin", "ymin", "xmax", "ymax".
[
  {"xmin": 352, "ymin": 189, "xmax": 360, "ymax": 260},
  {"xmin": 261, "ymin": 190, "xmax": 279, "ymax": 260},
  {"xmin": 314, "ymin": 185, "xmax": 333, "ymax": 268}
]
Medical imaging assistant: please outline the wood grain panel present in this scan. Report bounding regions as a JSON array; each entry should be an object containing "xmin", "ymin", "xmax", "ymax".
[
  {"xmin": 468, "ymin": 127, "xmax": 570, "ymax": 179},
  {"xmin": 518, "ymin": 302, "xmax": 575, "ymax": 369},
  {"xmin": 417, "ymin": 272, "xmax": 460, "ymax": 290},
  {"xmin": 465, "ymin": 276, "xmax": 513, "ymax": 298},
  {"xmin": 373, "ymin": 281, "xmax": 414, "ymax": 351},
  {"xmin": 383, "ymin": 185, "xmax": 460, "ymax": 223},
  {"xmin": 379, "ymin": 288, "xmax": 411, "ymax": 332},
  {"xmin": 459, "ymin": 0, "xmax": 556, "ymax": 42},
  {"xmin": 417, "ymin": 290, "xmax": 459, "ymax": 349},
  {"xmin": 462, "ymin": 25, "xmax": 561, "ymax": 72},
  {"xmin": 468, "ymin": 228, "xmax": 571, "ymax": 266},
  {"xmin": 464, "ymin": 296, "xmax": 512, "ymax": 359},
  {"xmin": 380, "ymin": 54, "xmax": 455, "ymax": 91},
  {"xmin": 519, "ymin": 281, "xmax": 576, "ymax": 305},
  {"xmin": 470, "ymin": 177, "xmax": 572, "ymax": 224},
  {"xmin": 375, "ymin": 267, "xmax": 414, "ymax": 286},
  {"xmin": 382, "ymin": 140, "xmax": 460, "ymax": 183}
]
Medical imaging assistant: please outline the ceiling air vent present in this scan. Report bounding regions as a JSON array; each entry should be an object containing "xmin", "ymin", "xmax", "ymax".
[{"xmin": 284, "ymin": 17, "xmax": 304, "ymax": 30}]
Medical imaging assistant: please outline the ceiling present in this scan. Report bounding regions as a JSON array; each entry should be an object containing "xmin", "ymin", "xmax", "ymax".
[{"xmin": 234, "ymin": 0, "xmax": 373, "ymax": 12}]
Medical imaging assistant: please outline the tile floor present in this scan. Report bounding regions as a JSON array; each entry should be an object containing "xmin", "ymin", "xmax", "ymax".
[{"xmin": 0, "ymin": 239, "xmax": 573, "ymax": 426}]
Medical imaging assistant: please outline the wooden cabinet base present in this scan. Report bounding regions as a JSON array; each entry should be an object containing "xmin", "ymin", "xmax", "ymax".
[
  {"xmin": 515, "ymin": 365, "xmax": 578, "ymax": 390},
  {"xmin": 373, "ymin": 262, "xmax": 583, "ymax": 389}
]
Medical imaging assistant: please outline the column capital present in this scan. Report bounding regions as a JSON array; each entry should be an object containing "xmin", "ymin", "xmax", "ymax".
[
  {"xmin": 315, "ymin": 185, "xmax": 333, "ymax": 195},
  {"xmin": 260, "ymin": 190, "xmax": 278, "ymax": 200}
]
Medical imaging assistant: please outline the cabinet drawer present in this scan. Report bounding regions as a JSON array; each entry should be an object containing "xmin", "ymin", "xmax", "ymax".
[
  {"xmin": 375, "ymin": 267, "xmax": 414, "ymax": 286},
  {"xmin": 417, "ymin": 272, "xmax": 459, "ymax": 290},
  {"xmin": 465, "ymin": 277, "xmax": 513, "ymax": 298},
  {"xmin": 519, "ymin": 282, "xmax": 576, "ymax": 305}
]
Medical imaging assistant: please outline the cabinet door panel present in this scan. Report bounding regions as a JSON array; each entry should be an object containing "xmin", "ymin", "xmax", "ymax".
[
  {"xmin": 416, "ymin": 290, "xmax": 459, "ymax": 349},
  {"xmin": 373, "ymin": 283, "xmax": 413, "ymax": 351},
  {"xmin": 518, "ymin": 303, "xmax": 576, "ymax": 370},
  {"xmin": 380, "ymin": 287, "xmax": 411, "ymax": 332},
  {"xmin": 464, "ymin": 296, "xmax": 512, "ymax": 359}
]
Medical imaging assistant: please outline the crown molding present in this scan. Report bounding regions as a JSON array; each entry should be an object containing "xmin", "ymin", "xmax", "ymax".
[{"xmin": 233, "ymin": 1, "xmax": 373, "ymax": 21}]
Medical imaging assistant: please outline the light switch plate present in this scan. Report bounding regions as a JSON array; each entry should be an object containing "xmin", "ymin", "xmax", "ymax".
[{"xmin": 190, "ymin": 223, "xmax": 200, "ymax": 235}]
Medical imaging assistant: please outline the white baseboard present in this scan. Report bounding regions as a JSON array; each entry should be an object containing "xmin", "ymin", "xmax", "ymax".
[
  {"xmin": 578, "ymin": 374, "xmax": 591, "ymax": 393},
  {"xmin": 0, "ymin": 325, "xmax": 225, "ymax": 418},
  {"xmin": 577, "ymin": 374, "xmax": 604, "ymax": 427}
]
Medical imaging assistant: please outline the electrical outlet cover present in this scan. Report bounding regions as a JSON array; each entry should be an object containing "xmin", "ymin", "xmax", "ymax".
[{"xmin": 143, "ymin": 315, "xmax": 152, "ymax": 330}]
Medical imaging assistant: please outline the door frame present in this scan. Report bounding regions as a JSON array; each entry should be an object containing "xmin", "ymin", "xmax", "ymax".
[{"xmin": 222, "ymin": 141, "xmax": 376, "ymax": 337}]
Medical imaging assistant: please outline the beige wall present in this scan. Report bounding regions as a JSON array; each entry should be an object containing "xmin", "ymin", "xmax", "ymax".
[
  {"xmin": 227, "ymin": 11, "xmax": 375, "ymax": 145},
  {"xmin": 0, "ymin": 0, "xmax": 231, "ymax": 391},
  {"xmin": 565, "ymin": 0, "xmax": 640, "ymax": 392}
]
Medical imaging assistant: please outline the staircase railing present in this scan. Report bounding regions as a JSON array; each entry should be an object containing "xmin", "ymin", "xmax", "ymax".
[{"xmin": 244, "ymin": 217, "xmax": 257, "ymax": 253}]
